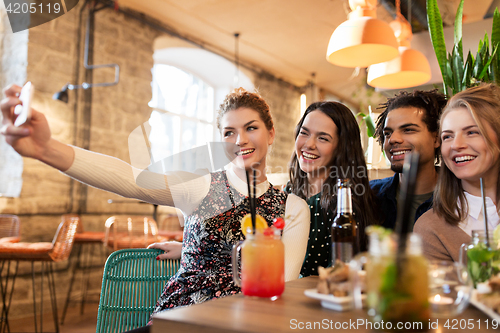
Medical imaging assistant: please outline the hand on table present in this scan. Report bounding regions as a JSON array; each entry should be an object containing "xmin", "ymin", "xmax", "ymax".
[{"xmin": 148, "ymin": 241, "xmax": 182, "ymax": 260}]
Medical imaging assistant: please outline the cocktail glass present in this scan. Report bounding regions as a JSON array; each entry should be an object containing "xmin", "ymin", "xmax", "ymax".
[
  {"xmin": 232, "ymin": 228, "xmax": 284, "ymax": 299},
  {"xmin": 460, "ymin": 230, "xmax": 500, "ymax": 288},
  {"xmin": 351, "ymin": 233, "xmax": 430, "ymax": 329}
]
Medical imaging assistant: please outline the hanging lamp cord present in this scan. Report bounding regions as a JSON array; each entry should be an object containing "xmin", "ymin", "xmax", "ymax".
[{"xmin": 234, "ymin": 32, "xmax": 240, "ymax": 87}]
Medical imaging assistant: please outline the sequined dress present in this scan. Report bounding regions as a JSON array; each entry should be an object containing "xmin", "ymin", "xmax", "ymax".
[{"xmin": 152, "ymin": 171, "xmax": 287, "ymax": 314}]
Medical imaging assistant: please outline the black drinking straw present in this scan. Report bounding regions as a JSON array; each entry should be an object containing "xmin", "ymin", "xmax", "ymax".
[
  {"xmin": 395, "ymin": 153, "xmax": 420, "ymax": 272},
  {"xmin": 480, "ymin": 178, "xmax": 491, "ymax": 248},
  {"xmin": 252, "ymin": 168, "xmax": 257, "ymax": 232},
  {"xmin": 245, "ymin": 169, "xmax": 256, "ymax": 234}
]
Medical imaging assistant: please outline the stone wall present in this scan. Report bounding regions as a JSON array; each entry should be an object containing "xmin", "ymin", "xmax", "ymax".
[
  {"xmin": 254, "ymin": 74, "xmax": 301, "ymax": 174},
  {"xmin": 0, "ymin": 4, "xmax": 302, "ymax": 320}
]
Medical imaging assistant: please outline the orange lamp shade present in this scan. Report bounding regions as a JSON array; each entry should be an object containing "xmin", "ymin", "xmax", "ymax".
[
  {"xmin": 367, "ymin": 47, "xmax": 431, "ymax": 89},
  {"xmin": 326, "ymin": 17, "xmax": 399, "ymax": 68}
]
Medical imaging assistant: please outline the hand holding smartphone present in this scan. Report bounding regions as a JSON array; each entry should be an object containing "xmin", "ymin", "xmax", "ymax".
[{"xmin": 14, "ymin": 81, "xmax": 34, "ymax": 127}]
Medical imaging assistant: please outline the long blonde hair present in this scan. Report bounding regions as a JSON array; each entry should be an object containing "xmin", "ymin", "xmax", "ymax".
[{"xmin": 434, "ymin": 83, "xmax": 500, "ymax": 225}]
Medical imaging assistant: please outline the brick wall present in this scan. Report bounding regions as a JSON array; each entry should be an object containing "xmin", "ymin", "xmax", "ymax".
[{"xmin": 254, "ymin": 74, "xmax": 301, "ymax": 174}]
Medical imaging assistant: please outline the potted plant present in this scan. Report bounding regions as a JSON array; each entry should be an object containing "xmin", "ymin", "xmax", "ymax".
[{"xmin": 427, "ymin": 0, "xmax": 500, "ymax": 96}]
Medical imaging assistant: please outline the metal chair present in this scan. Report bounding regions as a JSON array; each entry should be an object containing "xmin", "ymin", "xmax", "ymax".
[
  {"xmin": 0, "ymin": 215, "xmax": 79, "ymax": 333},
  {"xmin": 61, "ymin": 214, "xmax": 105, "ymax": 324},
  {"xmin": 0, "ymin": 215, "xmax": 21, "ymax": 333},
  {"xmin": 96, "ymin": 248, "xmax": 180, "ymax": 333},
  {"xmin": 103, "ymin": 216, "xmax": 160, "ymax": 251},
  {"xmin": 0, "ymin": 215, "xmax": 20, "ymax": 244},
  {"xmin": 156, "ymin": 214, "xmax": 183, "ymax": 242}
]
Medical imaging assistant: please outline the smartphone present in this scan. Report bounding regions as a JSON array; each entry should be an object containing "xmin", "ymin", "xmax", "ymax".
[{"xmin": 14, "ymin": 81, "xmax": 34, "ymax": 127}]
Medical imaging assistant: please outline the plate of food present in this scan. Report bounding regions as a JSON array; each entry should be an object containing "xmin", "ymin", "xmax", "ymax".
[
  {"xmin": 470, "ymin": 278, "xmax": 500, "ymax": 322},
  {"xmin": 304, "ymin": 288, "xmax": 364, "ymax": 311},
  {"xmin": 304, "ymin": 261, "xmax": 366, "ymax": 311}
]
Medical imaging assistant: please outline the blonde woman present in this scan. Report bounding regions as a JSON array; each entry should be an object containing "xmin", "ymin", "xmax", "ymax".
[{"xmin": 415, "ymin": 84, "xmax": 500, "ymax": 262}]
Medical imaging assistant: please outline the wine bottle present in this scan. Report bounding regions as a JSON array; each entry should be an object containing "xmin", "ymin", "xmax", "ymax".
[{"xmin": 331, "ymin": 178, "xmax": 359, "ymax": 265}]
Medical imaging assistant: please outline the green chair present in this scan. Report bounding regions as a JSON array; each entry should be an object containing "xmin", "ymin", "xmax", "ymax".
[{"xmin": 96, "ymin": 249, "xmax": 180, "ymax": 333}]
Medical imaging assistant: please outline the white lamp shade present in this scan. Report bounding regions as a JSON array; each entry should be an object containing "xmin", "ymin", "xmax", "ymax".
[
  {"xmin": 367, "ymin": 47, "xmax": 431, "ymax": 89},
  {"xmin": 326, "ymin": 17, "xmax": 399, "ymax": 68}
]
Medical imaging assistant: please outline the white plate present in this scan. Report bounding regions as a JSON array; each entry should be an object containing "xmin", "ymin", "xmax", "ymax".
[
  {"xmin": 470, "ymin": 290, "xmax": 500, "ymax": 322},
  {"xmin": 304, "ymin": 288, "xmax": 365, "ymax": 312}
]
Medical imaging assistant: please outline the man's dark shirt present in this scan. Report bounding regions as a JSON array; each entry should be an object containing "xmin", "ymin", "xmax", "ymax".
[{"xmin": 369, "ymin": 172, "xmax": 433, "ymax": 230}]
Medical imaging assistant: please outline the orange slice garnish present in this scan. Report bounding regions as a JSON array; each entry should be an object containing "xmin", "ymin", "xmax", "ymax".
[{"xmin": 241, "ymin": 213, "xmax": 268, "ymax": 236}]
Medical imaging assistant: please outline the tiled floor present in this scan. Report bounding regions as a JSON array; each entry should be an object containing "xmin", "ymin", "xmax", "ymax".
[{"xmin": 7, "ymin": 303, "xmax": 98, "ymax": 333}]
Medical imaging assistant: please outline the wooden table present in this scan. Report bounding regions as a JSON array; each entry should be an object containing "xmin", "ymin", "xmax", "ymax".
[{"xmin": 152, "ymin": 276, "xmax": 499, "ymax": 332}]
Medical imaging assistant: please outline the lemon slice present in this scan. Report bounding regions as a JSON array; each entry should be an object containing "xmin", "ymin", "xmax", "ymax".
[
  {"xmin": 241, "ymin": 213, "xmax": 268, "ymax": 236},
  {"xmin": 493, "ymin": 224, "xmax": 500, "ymax": 249}
]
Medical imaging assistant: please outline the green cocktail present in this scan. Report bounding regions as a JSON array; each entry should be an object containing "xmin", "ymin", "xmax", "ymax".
[
  {"xmin": 366, "ymin": 254, "xmax": 430, "ymax": 328},
  {"xmin": 462, "ymin": 230, "xmax": 500, "ymax": 287},
  {"xmin": 353, "ymin": 229, "xmax": 430, "ymax": 331}
]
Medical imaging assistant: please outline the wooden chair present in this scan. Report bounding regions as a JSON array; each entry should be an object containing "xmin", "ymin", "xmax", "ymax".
[
  {"xmin": 61, "ymin": 214, "xmax": 105, "ymax": 324},
  {"xmin": 0, "ymin": 215, "xmax": 79, "ymax": 333},
  {"xmin": 103, "ymin": 216, "xmax": 160, "ymax": 251},
  {"xmin": 96, "ymin": 248, "xmax": 180, "ymax": 333}
]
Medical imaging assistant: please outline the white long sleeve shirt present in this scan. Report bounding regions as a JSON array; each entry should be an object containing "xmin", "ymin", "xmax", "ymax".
[{"xmin": 64, "ymin": 146, "xmax": 310, "ymax": 281}]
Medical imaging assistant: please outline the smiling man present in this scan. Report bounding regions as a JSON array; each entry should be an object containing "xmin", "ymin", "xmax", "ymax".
[{"xmin": 370, "ymin": 90, "xmax": 447, "ymax": 230}]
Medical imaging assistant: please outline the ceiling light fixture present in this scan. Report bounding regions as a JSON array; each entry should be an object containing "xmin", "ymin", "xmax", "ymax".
[
  {"xmin": 367, "ymin": 0, "xmax": 431, "ymax": 89},
  {"xmin": 326, "ymin": 0, "xmax": 399, "ymax": 68}
]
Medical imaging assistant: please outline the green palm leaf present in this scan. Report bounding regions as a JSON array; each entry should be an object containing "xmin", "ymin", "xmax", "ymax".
[
  {"xmin": 492, "ymin": 8, "xmax": 500, "ymax": 47},
  {"xmin": 480, "ymin": 44, "xmax": 498, "ymax": 80},
  {"xmin": 452, "ymin": 43, "xmax": 464, "ymax": 91},
  {"xmin": 454, "ymin": 0, "xmax": 464, "ymax": 58},
  {"xmin": 491, "ymin": 8, "xmax": 500, "ymax": 83},
  {"xmin": 428, "ymin": 0, "xmax": 500, "ymax": 93},
  {"xmin": 463, "ymin": 52, "xmax": 474, "ymax": 87},
  {"xmin": 356, "ymin": 112, "xmax": 376, "ymax": 138},
  {"xmin": 427, "ymin": 0, "xmax": 448, "ymax": 94}
]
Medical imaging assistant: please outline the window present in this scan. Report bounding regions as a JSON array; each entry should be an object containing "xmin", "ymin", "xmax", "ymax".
[
  {"xmin": 149, "ymin": 64, "xmax": 218, "ymax": 160},
  {"xmin": 0, "ymin": 4, "xmax": 27, "ymax": 197},
  {"xmin": 147, "ymin": 45, "xmax": 254, "ymax": 170}
]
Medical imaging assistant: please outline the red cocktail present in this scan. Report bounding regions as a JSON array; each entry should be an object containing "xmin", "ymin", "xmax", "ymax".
[{"xmin": 233, "ymin": 225, "xmax": 285, "ymax": 299}]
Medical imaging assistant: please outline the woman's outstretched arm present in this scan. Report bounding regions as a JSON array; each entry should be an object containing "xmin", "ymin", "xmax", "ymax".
[{"xmin": 1, "ymin": 84, "xmax": 210, "ymax": 211}]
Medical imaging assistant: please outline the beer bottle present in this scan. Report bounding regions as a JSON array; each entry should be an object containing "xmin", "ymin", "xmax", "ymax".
[{"xmin": 331, "ymin": 178, "xmax": 359, "ymax": 264}]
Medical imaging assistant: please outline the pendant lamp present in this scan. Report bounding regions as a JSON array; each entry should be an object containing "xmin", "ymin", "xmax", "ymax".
[
  {"xmin": 367, "ymin": 0, "xmax": 431, "ymax": 89},
  {"xmin": 326, "ymin": 0, "xmax": 399, "ymax": 68}
]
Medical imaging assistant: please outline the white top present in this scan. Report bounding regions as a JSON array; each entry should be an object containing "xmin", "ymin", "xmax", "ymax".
[
  {"xmin": 64, "ymin": 146, "xmax": 310, "ymax": 281},
  {"xmin": 458, "ymin": 192, "xmax": 500, "ymax": 236}
]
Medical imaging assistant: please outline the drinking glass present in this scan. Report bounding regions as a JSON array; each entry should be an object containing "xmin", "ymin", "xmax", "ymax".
[
  {"xmin": 428, "ymin": 261, "xmax": 472, "ymax": 318},
  {"xmin": 460, "ymin": 230, "xmax": 500, "ymax": 287},
  {"xmin": 232, "ymin": 229, "xmax": 285, "ymax": 299},
  {"xmin": 351, "ymin": 233, "xmax": 430, "ymax": 327}
]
